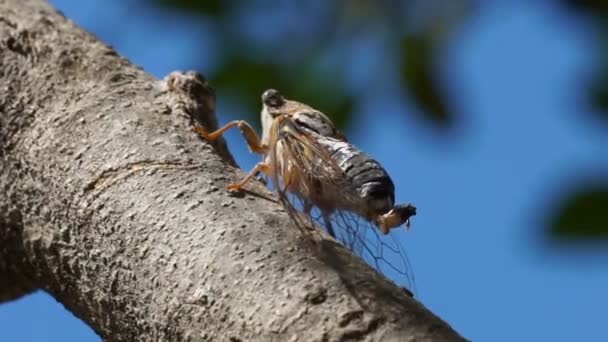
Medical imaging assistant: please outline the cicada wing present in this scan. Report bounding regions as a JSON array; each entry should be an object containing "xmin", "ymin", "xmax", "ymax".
[
  {"xmin": 327, "ymin": 209, "xmax": 417, "ymax": 293},
  {"xmin": 268, "ymin": 120, "xmax": 348, "ymax": 220},
  {"xmin": 285, "ymin": 194, "xmax": 417, "ymax": 293}
]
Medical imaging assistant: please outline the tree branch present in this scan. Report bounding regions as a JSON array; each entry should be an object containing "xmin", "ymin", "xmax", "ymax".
[{"xmin": 0, "ymin": 0, "xmax": 465, "ymax": 340}]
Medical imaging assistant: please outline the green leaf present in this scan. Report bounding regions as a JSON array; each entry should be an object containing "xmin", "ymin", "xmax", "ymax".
[
  {"xmin": 548, "ymin": 184, "xmax": 608, "ymax": 239},
  {"xmin": 282, "ymin": 69, "xmax": 354, "ymax": 130},
  {"xmin": 560, "ymin": 0, "xmax": 608, "ymax": 13},
  {"xmin": 399, "ymin": 34, "xmax": 454, "ymax": 129},
  {"xmin": 590, "ymin": 72, "xmax": 608, "ymax": 121},
  {"xmin": 155, "ymin": 0, "xmax": 228, "ymax": 17},
  {"xmin": 560, "ymin": 0, "xmax": 608, "ymax": 125}
]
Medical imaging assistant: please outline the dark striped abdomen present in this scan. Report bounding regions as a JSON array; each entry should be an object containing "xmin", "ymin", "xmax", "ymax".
[{"xmin": 318, "ymin": 138, "xmax": 396, "ymax": 215}]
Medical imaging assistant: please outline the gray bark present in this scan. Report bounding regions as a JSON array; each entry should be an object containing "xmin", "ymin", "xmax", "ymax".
[{"xmin": 0, "ymin": 0, "xmax": 466, "ymax": 341}]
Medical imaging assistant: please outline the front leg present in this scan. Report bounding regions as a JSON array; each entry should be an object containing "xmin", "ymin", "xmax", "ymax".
[{"xmin": 193, "ymin": 120, "xmax": 268, "ymax": 154}]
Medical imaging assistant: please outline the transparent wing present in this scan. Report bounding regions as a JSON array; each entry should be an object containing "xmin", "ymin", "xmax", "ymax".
[
  {"xmin": 279, "ymin": 189, "xmax": 417, "ymax": 293},
  {"xmin": 269, "ymin": 118, "xmax": 417, "ymax": 293}
]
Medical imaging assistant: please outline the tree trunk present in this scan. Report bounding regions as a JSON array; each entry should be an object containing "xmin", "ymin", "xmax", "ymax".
[{"xmin": 0, "ymin": 0, "xmax": 465, "ymax": 341}]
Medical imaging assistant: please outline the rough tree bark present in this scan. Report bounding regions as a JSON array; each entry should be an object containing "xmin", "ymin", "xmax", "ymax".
[{"xmin": 0, "ymin": 0, "xmax": 466, "ymax": 341}]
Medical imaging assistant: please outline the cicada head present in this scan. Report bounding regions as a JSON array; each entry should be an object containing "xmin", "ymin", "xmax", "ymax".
[
  {"xmin": 262, "ymin": 88, "xmax": 285, "ymax": 108},
  {"xmin": 261, "ymin": 89, "xmax": 286, "ymax": 145}
]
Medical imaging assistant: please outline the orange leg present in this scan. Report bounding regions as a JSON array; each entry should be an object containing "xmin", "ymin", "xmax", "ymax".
[
  {"xmin": 227, "ymin": 162, "xmax": 272, "ymax": 191},
  {"xmin": 193, "ymin": 120, "xmax": 268, "ymax": 154},
  {"xmin": 377, "ymin": 217, "xmax": 391, "ymax": 235}
]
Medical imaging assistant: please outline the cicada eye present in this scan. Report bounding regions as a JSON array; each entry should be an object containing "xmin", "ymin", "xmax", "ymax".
[{"xmin": 262, "ymin": 89, "xmax": 285, "ymax": 108}]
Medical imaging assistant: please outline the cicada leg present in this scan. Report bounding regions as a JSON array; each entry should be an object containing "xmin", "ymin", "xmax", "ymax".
[
  {"xmin": 193, "ymin": 121, "xmax": 271, "ymax": 191},
  {"xmin": 227, "ymin": 162, "xmax": 272, "ymax": 191},
  {"xmin": 193, "ymin": 120, "xmax": 268, "ymax": 154}
]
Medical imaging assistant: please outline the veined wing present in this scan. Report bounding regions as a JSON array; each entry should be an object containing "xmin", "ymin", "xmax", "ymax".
[{"xmin": 285, "ymin": 190, "xmax": 417, "ymax": 292}]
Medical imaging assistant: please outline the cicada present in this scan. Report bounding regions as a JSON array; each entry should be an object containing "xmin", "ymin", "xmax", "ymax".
[{"xmin": 193, "ymin": 89, "xmax": 417, "ymax": 292}]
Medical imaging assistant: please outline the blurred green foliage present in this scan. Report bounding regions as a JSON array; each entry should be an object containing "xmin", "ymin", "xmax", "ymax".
[
  {"xmin": 562, "ymin": 0, "xmax": 608, "ymax": 123},
  {"xmin": 158, "ymin": 0, "xmax": 225, "ymax": 15},
  {"xmin": 153, "ymin": 0, "xmax": 471, "ymax": 131},
  {"xmin": 400, "ymin": 34, "xmax": 452, "ymax": 127},
  {"xmin": 155, "ymin": 0, "xmax": 608, "ymax": 243},
  {"xmin": 549, "ymin": 184, "xmax": 608, "ymax": 238},
  {"xmin": 554, "ymin": 0, "xmax": 608, "ymax": 243},
  {"xmin": 155, "ymin": 0, "xmax": 359, "ymax": 130},
  {"xmin": 212, "ymin": 56, "xmax": 353, "ymax": 129}
]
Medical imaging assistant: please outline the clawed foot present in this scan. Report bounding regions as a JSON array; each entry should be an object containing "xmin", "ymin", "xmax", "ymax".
[
  {"xmin": 226, "ymin": 183, "xmax": 243, "ymax": 192},
  {"xmin": 192, "ymin": 125, "xmax": 210, "ymax": 140}
]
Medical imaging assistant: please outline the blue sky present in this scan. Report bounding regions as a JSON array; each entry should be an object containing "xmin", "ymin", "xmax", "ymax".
[{"xmin": 1, "ymin": 1, "xmax": 607, "ymax": 341}]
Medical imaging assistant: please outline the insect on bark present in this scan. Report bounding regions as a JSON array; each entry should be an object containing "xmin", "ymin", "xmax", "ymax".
[{"xmin": 193, "ymin": 89, "xmax": 418, "ymax": 292}]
